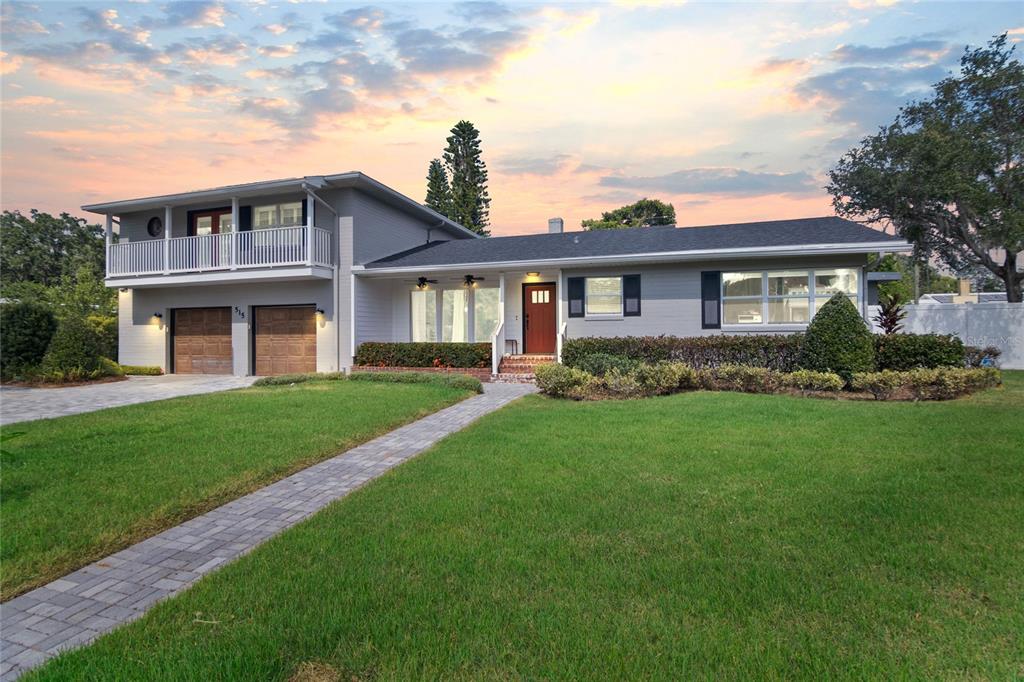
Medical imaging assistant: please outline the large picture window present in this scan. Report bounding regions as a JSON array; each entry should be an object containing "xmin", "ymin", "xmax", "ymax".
[
  {"xmin": 411, "ymin": 287, "xmax": 499, "ymax": 343},
  {"xmin": 473, "ymin": 288, "xmax": 500, "ymax": 340},
  {"xmin": 722, "ymin": 268, "xmax": 860, "ymax": 325},
  {"xmin": 442, "ymin": 289, "xmax": 468, "ymax": 342},
  {"xmin": 410, "ymin": 290, "xmax": 437, "ymax": 342},
  {"xmin": 585, "ymin": 277, "xmax": 623, "ymax": 316}
]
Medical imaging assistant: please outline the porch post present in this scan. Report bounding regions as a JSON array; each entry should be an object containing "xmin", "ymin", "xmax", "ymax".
[
  {"xmin": 104, "ymin": 215, "xmax": 112, "ymax": 277},
  {"xmin": 163, "ymin": 206, "xmax": 172, "ymax": 274},
  {"xmin": 306, "ymin": 192, "xmax": 314, "ymax": 265},
  {"xmin": 231, "ymin": 197, "xmax": 239, "ymax": 270},
  {"xmin": 556, "ymin": 269, "xmax": 564, "ymax": 362}
]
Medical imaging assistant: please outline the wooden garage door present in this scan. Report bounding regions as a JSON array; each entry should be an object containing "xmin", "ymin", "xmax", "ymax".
[
  {"xmin": 173, "ymin": 308, "xmax": 232, "ymax": 374},
  {"xmin": 255, "ymin": 306, "xmax": 316, "ymax": 375}
]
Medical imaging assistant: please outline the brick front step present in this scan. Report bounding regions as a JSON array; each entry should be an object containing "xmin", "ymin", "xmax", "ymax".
[
  {"xmin": 498, "ymin": 354, "xmax": 555, "ymax": 376},
  {"xmin": 493, "ymin": 373, "xmax": 538, "ymax": 384}
]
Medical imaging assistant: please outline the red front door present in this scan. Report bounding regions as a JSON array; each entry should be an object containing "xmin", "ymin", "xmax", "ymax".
[{"xmin": 524, "ymin": 283, "xmax": 556, "ymax": 353}]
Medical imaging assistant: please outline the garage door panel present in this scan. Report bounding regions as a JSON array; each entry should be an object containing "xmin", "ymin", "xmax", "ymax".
[
  {"xmin": 173, "ymin": 308, "xmax": 232, "ymax": 375},
  {"xmin": 255, "ymin": 306, "xmax": 316, "ymax": 376}
]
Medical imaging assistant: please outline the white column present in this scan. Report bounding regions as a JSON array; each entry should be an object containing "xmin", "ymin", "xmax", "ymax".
[
  {"xmin": 163, "ymin": 206, "xmax": 172, "ymax": 274},
  {"xmin": 104, "ymin": 215, "xmax": 113, "ymax": 277},
  {"xmin": 556, "ymin": 269, "xmax": 564, "ymax": 362},
  {"xmin": 231, "ymin": 197, "xmax": 239, "ymax": 270},
  {"xmin": 306, "ymin": 192, "xmax": 315, "ymax": 265}
]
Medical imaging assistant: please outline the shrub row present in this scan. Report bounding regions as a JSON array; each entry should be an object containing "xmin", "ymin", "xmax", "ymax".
[
  {"xmin": 354, "ymin": 342, "xmax": 491, "ymax": 369},
  {"xmin": 253, "ymin": 370, "xmax": 483, "ymax": 394},
  {"xmin": 874, "ymin": 333, "xmax": 965, "ymax": 370},
  {"xmin": 536, "ymin": 362, "xmax": 999, "ymax": 402},
  {"xmin": 562, "ymin": 334, "xmax": 804, "ymax": 372},
  {"xmin": 121, "ymin": 365, "xmax": 164, "ymax": 376}
]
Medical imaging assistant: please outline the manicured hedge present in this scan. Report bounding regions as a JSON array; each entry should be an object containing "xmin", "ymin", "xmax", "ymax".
[
  {"xmin": 874, "ymin": 333, "xmax": 965, "ymax": 371},
  {"xmin": 561, "ymin": 334, "xmax": 804, "ymax": 372},
  {"xmin": 122, "ymin": 365, "xmax": 164, "ymax": 376},
  {"xmin": 797, "ymin": 293, "xmax": 875, "ymax": 383},
  {"xmin": 354, "ymin": 342, "xmax": 491, "ymax": 368}
]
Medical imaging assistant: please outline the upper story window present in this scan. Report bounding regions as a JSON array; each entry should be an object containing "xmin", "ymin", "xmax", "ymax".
[
  {"xmin": 585, "ymin": 276, "xmax": 623, "ymax": 316},
  {"xmin": 254, "ymin": 202, "xmax": 304, "ymax": 229},
  {"xmin": 722, "ymin": 268, "xmax": 859, "ymax": 325}
]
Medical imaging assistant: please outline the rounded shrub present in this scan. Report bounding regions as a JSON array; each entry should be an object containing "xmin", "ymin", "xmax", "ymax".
[
  {"xmin": 0, "ymin": 301, "xmax": 57, "ymax": 378},
  {"xmin": 40, "ymin": 314, "xmax": 104, "ymax": 380},
  {"xmin": 797, "ymin": 292, "xmax": 875, "ymax": 384},
  {"xmin": 535, "ymin": 363, "xmax": 592, "ymax": 398}
]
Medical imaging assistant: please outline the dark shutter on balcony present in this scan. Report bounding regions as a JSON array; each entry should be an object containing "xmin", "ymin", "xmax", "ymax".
[
  {"xmin": 239, "ymin": 206, "xmax": 252, "ymax": 231},
  {"xmin": 701, "ymin": 271, "xmax": 721, "ymax": 329},
  {"xmin": 568, "ymin": 277, "xmax": 585, "ymax": 318},
  {"xmin": 301, "ymin": 200, "xmax": 308, "ymax": 226},
  {"xmin": 623, "ymin": 274, "xmax": 641, "ymax": 316}
]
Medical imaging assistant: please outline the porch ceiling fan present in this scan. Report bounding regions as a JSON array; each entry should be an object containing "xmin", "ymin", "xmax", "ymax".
[
  {"xmin": 456, "ymin": 274, "xmax": 486, "ymax": 287},
  {"xmin": 404, "ymin": 276, "xmax": 439, "ymax": 289}
]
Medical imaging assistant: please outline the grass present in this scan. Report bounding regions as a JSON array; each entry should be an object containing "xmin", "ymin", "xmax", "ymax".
[
  {"xmin": 26, "ymin": 373, "xmax": 1024, "ymax": 680},
  {"xmin": 0, "ymin": 380, "xmax": 473, "ymax": 601}
]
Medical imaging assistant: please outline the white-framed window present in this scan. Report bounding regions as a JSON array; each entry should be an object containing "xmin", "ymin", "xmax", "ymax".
[
  {"xmin": 473, "ymin": 288, "xmax": 500, "ymax": 340},
  {"xmin": 722, "ymin": 268, "xmax": 860, "ymax": 326},
  {"xmin": 254, "ymin": 202, "xmax": 304, "ymax": 230},
  {"xmin": 585, "ymin": 276, "xmax": 623, "ymax": 316},
  {"xmin": 411, "ymin": 286, "xmax": 501, "ymax": 343},
  {"xmin": 410, "ymin": 290, "xmax": 437, "ymax": 342}
]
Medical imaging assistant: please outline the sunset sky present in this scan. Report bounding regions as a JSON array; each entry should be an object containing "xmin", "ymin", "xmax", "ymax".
[{"xmin": 1, "ymin": 1, "xmax": 1020, "ymax": 236}]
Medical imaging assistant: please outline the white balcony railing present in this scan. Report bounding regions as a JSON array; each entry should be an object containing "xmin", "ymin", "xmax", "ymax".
[{"xmin": 107, "ymin": 225, "xmax": 333, "ymax": 277}]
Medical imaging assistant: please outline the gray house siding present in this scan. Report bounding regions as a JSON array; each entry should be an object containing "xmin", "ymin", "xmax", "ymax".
[{"xmin": 346, "ymin": 190, "xmax": 446, "ymax": 265}]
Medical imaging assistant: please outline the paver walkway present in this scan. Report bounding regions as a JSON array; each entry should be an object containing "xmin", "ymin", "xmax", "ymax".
[
  {"xmin": 0, "ymin": 382, "xmax": 537, "ymax": 680},
  {"xmin": 0, "ymin": 375, "xmax": 257, "ymax": 426}
]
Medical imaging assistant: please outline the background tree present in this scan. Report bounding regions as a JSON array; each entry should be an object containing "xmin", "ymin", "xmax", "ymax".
[
  {"xmin": 868, "ymin": 253, "xmax": 959, "ymax": 302},
  {"xmin": 424, "ymin": 158, "xmax": 453, "ymax": 218},
  {"xmin": 442, "ymin": 121, "xmax": 491, "ymax": 236},
  {"xmin": 1, "ymin": 210, "xmax": 105, "ymax": 286},
  {"xmin": 828, "ymin": 35, "xmax": 1024, "ymax": 301},
  {"xmin": 581, "ymin": 198, "xmax": 676, "ymax": 230}
]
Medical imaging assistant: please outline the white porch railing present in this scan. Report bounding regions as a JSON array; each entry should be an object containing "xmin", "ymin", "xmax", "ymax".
[{"xmin": 107, "ymin": 225, "xmax": 333, "ymax": 277}]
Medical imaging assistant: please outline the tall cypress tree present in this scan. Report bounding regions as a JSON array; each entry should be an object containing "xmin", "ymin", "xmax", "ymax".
[
  {"xmin": 424, "ymin": 159, "xmax": 452, "ymax": 218},
  {"xmin": 442, "ymin": 121, "xmax": 491, "ymax": 236}
]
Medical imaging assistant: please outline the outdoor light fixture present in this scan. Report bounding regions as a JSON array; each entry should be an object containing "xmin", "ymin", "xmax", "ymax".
[
  {"xmin": 153, "ymin": 312, "xmax": 163, "ymax": 320},
  {"xmin": 526, "ymin": 272, "xmax": 540, "ymax": 278},
  {"xmin": 119, "ymin": 287, "xmax": 129, "ymax": 293},
  {"xmin": 315, "ymin": 308, "xmax": 325, "ymax": 316},
  {"xmin": 463, "ymin": 274, "xmax": 485, "ymax": 287}
]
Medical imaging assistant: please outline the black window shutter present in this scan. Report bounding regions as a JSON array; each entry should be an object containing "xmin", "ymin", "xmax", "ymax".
[
  {"xmin": 568, "ymin": 277, "xmax": 585, "ymax": 318},
  {"xmin": 239, "ymin": 206, "xmax": 252, "ymax": 231},
  {"xmin": 701, "ymin": 271, "xmax": 721, "ymax": 329},
  {"xmin": 301, "ymin": 199, "xmax": 309, "ymax": 226},
  {"xmin": 623, "ymin": 274, "xmax": 641, "ymax": 316}
]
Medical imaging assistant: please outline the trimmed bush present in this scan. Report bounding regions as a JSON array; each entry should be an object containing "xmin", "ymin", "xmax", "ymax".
[
  {"xmin": 906, "ymin": 367, "xmax": 1001, "ymax": 401},
  {"xmin": 575, "ymin": 352, "xmax": 638, "ymax": 377},
  {"xmin": 797, "ymin": 293, "xmax": 874, "ymax": 383},
  {"xmin": 709, "ymin": 365, "xmax": 783, "ymax": 393},
  {"xmin": 122, "ymin": 365, "xmax": 164, "ymax": 376},
  {"xmin": 782, "ymin": 369, "xmax": 844, "ymax": 393},
  {"xmin": 851, "ymin": 370, "xmax": 905, "ymax": 400},
  {"xmin": 0, "ymin": 301, "xmax": 57, "ymax": 379},
  {"xmin": 253, "ymin": 372, "xmax": 346, "ymax": 387},
  {"xmin": 964, "ymin": 345, "xmax": 1002, "ymax": 368},
  {"xmin": 354, "ymin": 342, "xmax": 491, "ymax": 368},
  {"xmin": 535, "ymin": 363, "xmax": 592, "ymax": 398},
  {"xmin": 603, "ymin": 367, "xmax": 643, "ymax": 398},
  {"xmin": 634, "ymin": 362, "xmax": 699, "ymax": 396},
  {"xmin": 874, "ymin": 333, "xmax": 965, "ymax": 371},
  {"xmin": 561, "ymin": 334, "xmax": 803, "ymax": 372},
  {"xmin": 40, "ymin": 314, "xmax": 105, "ymax": 381},
  {"xmin": 349, "ymin": 371, "xmax": 483, "ymax": 393}
]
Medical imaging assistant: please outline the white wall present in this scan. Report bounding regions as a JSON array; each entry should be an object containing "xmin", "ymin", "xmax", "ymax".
[{"xmin": 868, "ymin": 302, "xmax": 1024, "ymax": 369}]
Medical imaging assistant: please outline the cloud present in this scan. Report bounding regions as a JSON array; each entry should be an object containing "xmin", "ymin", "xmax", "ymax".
[
  {"xmin": 455, "ymin": 1, "xmax": 515, "ymax": 23},
  {"xmin": 600, "ymin": 167, "xmax": 820, "ymax": 197},
  {"xmin": 168, "ymin": 37, "xmax": 249, "ymax": 66},
  {"xmin": 260, "ymin": 12, "xmax": 308, "ymax": 35},
  {"xmin": 830, "ymin": 39, "xmax": 951, "ymax": 64},
  {"xmin": 140, "ymin": 1, "xmax": 229, "ymax": 29},
  {"xmin": 258, "ymin": 44, "xmax": 297, "ymax": 58},
  {"xmin": 7, "ymin": 95, "xmax": 57, "ymax": 108},
  {"xmin": 497, "ymin": 154, "xmax": 573, "ymax": 175},
  {"xmin": 0, "ymin": 2, "xmax": 50, "ymax": 40},
  {"xmin": 0, "ymin": 51, "xmax": 25, "ymax": 75},
  {"xmin": 753, "ymin": 57, "xmax": 810, "ymax": 77}
]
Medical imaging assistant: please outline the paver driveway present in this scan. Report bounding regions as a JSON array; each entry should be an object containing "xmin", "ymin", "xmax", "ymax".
[{"xmin": 0, "ymin": 375, "xmax": 257, "ymax": 426}]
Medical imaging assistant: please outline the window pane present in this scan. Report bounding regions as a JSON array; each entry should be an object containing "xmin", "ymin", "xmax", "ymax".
[
  {"xmin": 442, "ymin": 289, "xmax": 468, "ymax": 342},
  {"xmin": 723, "ymin": 272, "xmax": 762, "ymax": 297},
  {"xmin": 768, "ymin": 271, "xmax": 809, "ymax": 297},
  {"xmin": 723, "ymin": 300, "xmax": 762, "ymax": 324},
  {"xmin": 815, "ymin": 268, "xmax": 859, "ymax": 296},
  {"xmin": 195, "ymin": 216, "xmax": 213, "ymax": 236},
  {"xmin": 768, "ymin": 297, "xmax": 811, "ymax": 323},
  {"xmin": 219, "ymin": 216, "xmax": 233, "ymax": 232},
  {"xmin": 586, "ymin": 277, "xmax": 622, "ymax": 315},
  {"xmin": 254, "ymin": 206, "xmax": 276, "ymax": 229},
  {"xmin": 280, "ymin": 202, "xmax": 303, "ymax": 227},
  {"xmin": 473, "ymin": 288, "xmax": 500, "ymax": 341},
  {"xmin": 410, "ymin": 290, "xmax": 436, "ymax": 342}
]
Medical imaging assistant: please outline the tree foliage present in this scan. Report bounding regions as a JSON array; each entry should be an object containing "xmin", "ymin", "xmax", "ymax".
[
  {"xmin": 828, "ymin": 35, "xmax": 1024, "ymax": 301},
  {"xmin": 442, "ymin": 121, "xmax": 491, "ymax": 236},
  {"xmin": 581, "ymin": 198, "xmax": 676, "ymax": 230},
  {"xmin": 0, "ymin": 302, "xmax": 58, "ymax": 379},
  {"xmin": 1, "ymin": 210, "xmax": 105, "ymax": 287},
  {"xmin": 424, "ymin": 158, "xmax": 453, "ymax": 219}
]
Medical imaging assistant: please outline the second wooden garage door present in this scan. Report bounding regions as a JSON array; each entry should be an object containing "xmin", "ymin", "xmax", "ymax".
[{"xmin": 254, "ymin": 306, "xmax": 316, "ymax": 375}]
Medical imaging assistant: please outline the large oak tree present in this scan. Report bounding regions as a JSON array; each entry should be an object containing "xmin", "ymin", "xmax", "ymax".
[{"xmin": 828, "ymin": 35, "xmax": 1023, "ymax": 301}]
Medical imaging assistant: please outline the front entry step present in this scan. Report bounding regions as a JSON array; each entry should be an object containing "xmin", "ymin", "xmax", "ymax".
[{"xmin": 495, "ymin": 354, "xmax": 555, "ymax": 382}]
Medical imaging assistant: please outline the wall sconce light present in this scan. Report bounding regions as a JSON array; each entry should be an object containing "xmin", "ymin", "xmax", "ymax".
[
  {"xmin": 315, "ymin": 308, "xmax": 325, "ymax": 316},
  {"xmin": 153, "ymin": 312, "xmax": 163, "ymax": 320},
  {"xmin": 119, "ymin": 287, "xmax": 129, "ymax": 293}
]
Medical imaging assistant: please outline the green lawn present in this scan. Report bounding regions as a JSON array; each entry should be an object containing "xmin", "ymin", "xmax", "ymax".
[
  {"xmin": 0, "ymin": 380, "xmax": 472, "ymax": 600},
  {"xmin": 28, "ymin": 373, "xmax": 1024, "ymax": 680}
]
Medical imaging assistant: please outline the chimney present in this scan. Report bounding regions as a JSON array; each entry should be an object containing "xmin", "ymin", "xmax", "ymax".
[{"xmin": 548, "ymin": 217, "xmax": 564, "ymax": 234}]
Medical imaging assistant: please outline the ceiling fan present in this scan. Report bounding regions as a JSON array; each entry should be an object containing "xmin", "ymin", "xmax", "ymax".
[
  {"xmin": 403, "ymin": 276, "xmax": 439, "ymax": 289},
  {"xmin": 456, "ymin": 274, "xmax": 486, "ymax": 287}
]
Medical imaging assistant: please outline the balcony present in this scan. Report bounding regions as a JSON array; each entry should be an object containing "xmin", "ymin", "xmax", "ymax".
[{"xmin": 106, "ymin": 225, "xmax": 333, "ymax": 286}]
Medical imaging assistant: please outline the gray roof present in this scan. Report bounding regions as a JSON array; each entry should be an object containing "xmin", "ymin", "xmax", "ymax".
[{"xmin": 364, "ymin": 216, "xmax": 907, "ymax": 270}]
